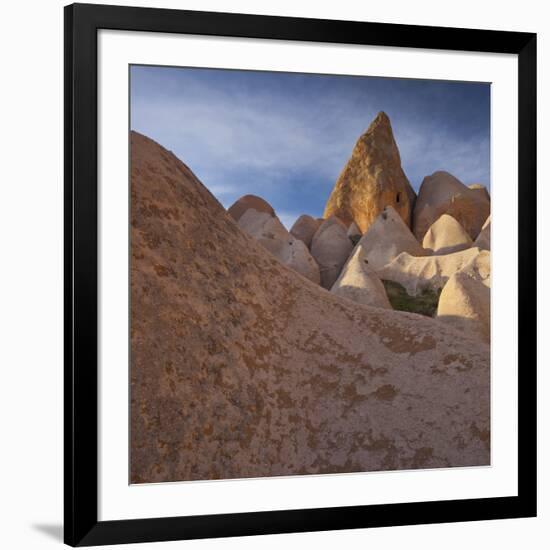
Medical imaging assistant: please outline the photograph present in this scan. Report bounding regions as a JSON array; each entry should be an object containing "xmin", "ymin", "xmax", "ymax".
[{"xmin": 129, "ymin": 65, "xmax": 492, "ymax": 484}]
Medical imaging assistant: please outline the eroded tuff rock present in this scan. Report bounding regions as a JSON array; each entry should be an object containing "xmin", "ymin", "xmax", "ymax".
[
  {"xmin": 378, "ymin": 247, "xmax": 482, "ymax": 296},
  {"xmin": 331, "ymin": 241, "xmax": 392, "ymax": 309},
  {"xmin": 347, "ymin": 221, "xmax": 362, "ymax": 245},
  {"xmin": 323, "ymin": 112, "xmax": 416, "ymax": 234},
  {"xmin": 422, "ymin": 214, "xmax": 473, "ymax": 255},
  {"xmin": 437, "ymin": 251, "xmax": 491, "ymax": 343},
  {"xmin": 130, "ymin": 130, "xmax": 489, "ymax": 484},
  {"xmin": 356, "ymin": 206, "xmax": 426, "ymax": 271},
  {"xmin": 290, "ymin": 214, "xmax": 323, "ymax": 249},
  {"xmin": 238, "ymin": 208, "xmax": 320, "ymax": 284},
  {"xmin": 310, "ymin": 216, "xmax": 354, "ymax": 289},
  {"xmin": 228, "ymin": 194, "xmax": 275, "ymax": 222},
  {"xmin": 468, "ymin": 184, "xmax": 491, "ymax": 202},
  {"xmin": 474, "ymin": 216, "xmax": 491, "ymax": 251},
  {"xmin": 413, "ymin": 171, "xmax": 490, "ymax": 241}
]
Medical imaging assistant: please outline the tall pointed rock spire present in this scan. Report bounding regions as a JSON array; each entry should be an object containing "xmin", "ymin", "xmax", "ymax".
[{"xmin": 323, "ymin": 111, "xmax": 416, "ymax": 234}]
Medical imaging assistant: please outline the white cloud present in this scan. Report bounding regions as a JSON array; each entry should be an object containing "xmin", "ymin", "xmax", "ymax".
[{"xmin": 131, "ymin": 69, "xmax": 491, "ymax": 211}]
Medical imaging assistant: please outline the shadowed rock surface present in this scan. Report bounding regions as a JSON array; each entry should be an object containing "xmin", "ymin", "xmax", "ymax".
[
  {"xmin": 228, "ymin": 194, "xmax": 275, "ymax": 222},
  {"xmin": 290, "ymin": 214, "xmax": 323, "ymax": 248},
  {"xmin": 413, "ymin": 171, "xmax": 490, "ymax": 241},
  {"xmin": 347, "ymin": 221, "xmax": 362, "ymax": 245},
  {"xmin": 310, "ymin": 216, "xmax": 354, "ymax": 289},
  {"xmin": 130, "ymin": 131, "xmax": 489, "ymax": 484},
  {"xmin": 378, "ymin": 247, "xmax": 481, "ymax": 296},
  {"xmin": 474, "ymin": 216, "xmax": 491, "ymax": 251},
  {"xmin": 422, "ymin": 214, "xmax": 473, "ymax": 255},
  {"xmin": 323, "ymin": 112, "xmax": 416, "ymax": 234},
  {"xmin": 238, "ymin": 208, "xmax": 320, "ymax": 284},
  {"xmin": 357, "ymin": 206, "xmax": 426, "ymax": 271},
  {"xmin": 437, "ymin": 251, "xmax": 491, "ymax": 343}
]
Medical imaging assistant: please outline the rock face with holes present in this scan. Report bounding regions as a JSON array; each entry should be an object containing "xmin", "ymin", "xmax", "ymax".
[
  {"xmin": 290, "ymin": 214, "xmax": 323, "ymax": 248},
  {"xmin": 355, "ymin": 206, "xmax": 427, "ymax": 271},
  {"xmin": 422, "ymin": 214, "xmax": 473, "ymax": 255},
  {"xmin": 323, "ymin": 112, "xmax": 416, "ymax": 234},
  {"xmin": 130, "ymin": 130, "xmax": 490, "ymax": 484},
  {"xmin": 413, "ymin": 171, "xmax": 490, "ymax": 241},
  {"xmin": 474, "ymin": 216, "xmax": 491, "ymax": 251},
  {"xmin": 238, "ymin": 208, "xmax": 320, "ymax": 284},
  {"xmin": 331, "ymin": 241, "xmax": 392, "ymax": 309},
  {"xmin": 228, "ymin": 194, "xmax": 275, "ymax": 222},
  {"xmin": 437, "ymin": 251, "xmax": 491, "ymax": 343},
  {"xmin": 378, "ymin": 247, "xmax": 482, "ymax": 296},
  {"xmin": 310, "ymin": 216, "xmax": 354, "ymax": 289}
]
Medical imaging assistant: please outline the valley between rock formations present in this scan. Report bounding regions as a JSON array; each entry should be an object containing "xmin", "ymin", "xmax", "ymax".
[{"xmin": 130, "ymin": 111, "xmax": 490, "ymax": 483}]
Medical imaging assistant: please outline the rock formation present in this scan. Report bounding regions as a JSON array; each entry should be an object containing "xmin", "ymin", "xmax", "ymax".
[
  {"xmin": 228, "ymin": 194, "xmax": 275, "ymax": 222},
  {"xmin": 355, "ymin": 206, "xmax": 426, "ymax": 271},
  {"xmin": 331, "ymin": 244, "xmax": 392, "ymax": 309},
  {"xmin": 310, "ymin": 216, "xmax": 354, "ymax": 289},
  {"xmin": 422, "ymin": 214, "xmax": 473, "ymax": 255},
  {"xmin": 323, "ymin": 112, "xmax": 416, "ymax": 234},
  {"xmin": 130, "ymin": 130, "xmax": 489, "ymax": 484},
  {"xmin": 468, "ymin": 184, "xmax": 490, "ymax": 202},
  {"xmin": 413, "ymin": 171, "xmax": 490, "ymax": 241},
  {"xmin": 238, "ymin": 208, "xmax": 321, "ymax": 284},
  {"xmin": 347, "ymin": 221, "xmax": 362, "ymax": 245},
  {"xmin": 378, "ymin": 247, "xmax": 481, "ymax": 296},
  {"xmin": 290, "ymin": 214, "xmax": 323, "ymax": 248},
  {"xmin": 474, "ymin": 216, "xmax": 491, "ymax": 251},
  {"xmin": 437, "ymin": 251, "xmax": 491, "ymax": 343}
]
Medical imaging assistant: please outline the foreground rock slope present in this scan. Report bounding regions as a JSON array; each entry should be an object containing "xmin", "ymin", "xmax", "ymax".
[
  {"xmin": 323, "ymin": 112, "xmax": 416, "ymax": 234},
  {"xmin": 130, "ymin": 131, "xmax": 489, "ymax": 483}
]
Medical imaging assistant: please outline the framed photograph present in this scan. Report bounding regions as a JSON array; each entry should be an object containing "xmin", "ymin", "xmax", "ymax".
[{"xmin": 64, "ymin": 2, "xmax": 537, "ymax": 546}]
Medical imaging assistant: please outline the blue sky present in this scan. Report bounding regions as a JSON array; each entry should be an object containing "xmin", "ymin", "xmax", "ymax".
[{"xmin": 131, "ymin": 65, "xmax": 490, "ymax": 229}]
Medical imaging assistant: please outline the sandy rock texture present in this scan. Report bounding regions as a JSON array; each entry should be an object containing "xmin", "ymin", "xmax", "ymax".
[
  {"xmin": 475, "ymin": 216, "xmax": 491, "ymax": 251},
  {"xmin": 310, "ymin": 216, "xmax": 354, "ymax": 289},
  {"xmin": 468, "ymin": 184, "xmax": 491, "ymax": 202},
  {"xmin": 437, "ymin": 251, "xmax": 491, "ymax": 343},
  {"xmin": 331, "ymin": 244, "xmax": 392, "ymax": 309},
  {"xmin": 413, "ymin": 171, "xmax": 490, "ymax": 241},
  {"xmin": 228, "ymin": 194, "xmax": 275, "ymax": 222},
  {"xmin": 378, "ymin": 247, "xmax": 481, "ymax": 296},
  {"xmin": 290, "ymin": 214, "xmax": 323, "ymax": 248},
  {"xmin": 130, "ymin": 131, "xmax": 489, "ymax": 484},
  {"xmin": 238, "ymin": 208, "xmax": 321, "ymax": 284},
  {"xmin": 357, "ymin": 206, "xmax": 426, "ymax": 271},
  {"xmin": 422, "ymin": 214, "xmax": 473, "ymax": 255},
  {"xmin": 323, "ymin": 112, "xmax": 416, "ymax": 234}
]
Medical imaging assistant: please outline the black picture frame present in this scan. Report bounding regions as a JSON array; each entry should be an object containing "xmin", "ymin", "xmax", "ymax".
[{"xmin": 64, "ymin": 2, "xmax": 537, "ymax": 546}]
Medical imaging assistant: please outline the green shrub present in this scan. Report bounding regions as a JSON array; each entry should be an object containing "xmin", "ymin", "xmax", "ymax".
[{"xmin": 382, "ymin": 280, "xmax": 441, "ymax": 317}]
